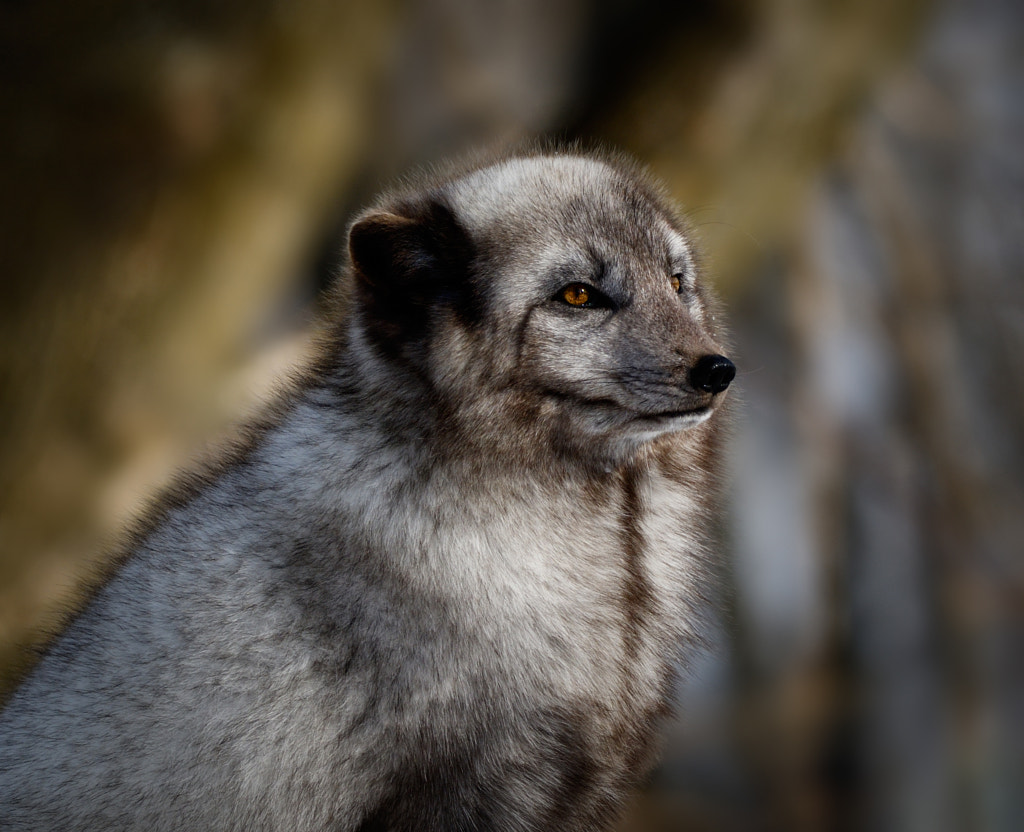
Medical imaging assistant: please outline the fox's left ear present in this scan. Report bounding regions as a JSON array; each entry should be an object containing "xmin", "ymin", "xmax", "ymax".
[{"xmin": 348, "ymin": 198, "xmax": 475, "ymax": 351}]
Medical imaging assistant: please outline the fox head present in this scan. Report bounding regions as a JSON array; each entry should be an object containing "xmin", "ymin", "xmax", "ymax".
[{"xmin": 345, "ymin": 152, "xmax": 734, "ymax": 465}]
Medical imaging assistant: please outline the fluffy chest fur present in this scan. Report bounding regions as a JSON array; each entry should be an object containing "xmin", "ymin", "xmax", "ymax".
[{"xmin": 243, "ymin": 400, "xmax": 714, "ymax": 825}]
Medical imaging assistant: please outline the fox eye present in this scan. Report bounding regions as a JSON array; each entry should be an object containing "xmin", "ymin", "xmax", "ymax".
[
  {"xmin": 560, "ymin": 283, "xmax": 594, "ymax": 307},
  {"xmin": 670, "ymin": 273, "xmax": 684, "ymax": 293},
  {"xmin": 555, "ymin": 282, "xmax": 614, "ymax": 310}
]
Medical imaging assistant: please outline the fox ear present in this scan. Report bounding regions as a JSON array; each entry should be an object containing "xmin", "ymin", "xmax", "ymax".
[
  {"xmin": 348, "ymin": 200, "xmax": 471, "ymax": 295},
  {"xmin": 347, "ymin": 199, "xmax": 475, "ymax": 352},
  {"xmin": 349, "ymin": 212, "xmax": 434, "ymax": 291}
]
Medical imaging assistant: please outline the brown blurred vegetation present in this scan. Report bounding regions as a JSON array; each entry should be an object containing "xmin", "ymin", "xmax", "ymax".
[{"xmin": 1, "ymin": 1, "xmax": 1021, "ymax": 830}]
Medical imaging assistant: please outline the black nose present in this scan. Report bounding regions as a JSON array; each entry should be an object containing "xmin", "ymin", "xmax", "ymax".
[{"xmin": 690, "ymin": 354, "xmax": 736, "ymax": 395}]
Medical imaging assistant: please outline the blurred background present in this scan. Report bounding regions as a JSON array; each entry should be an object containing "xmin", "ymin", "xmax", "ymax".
[{"xmin": 1, "ymin": 0, "xmax": 1021, "ymax": 829}]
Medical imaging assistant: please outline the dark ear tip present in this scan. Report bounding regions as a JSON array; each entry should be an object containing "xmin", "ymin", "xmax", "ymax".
[
  {"xmin": 349, "ymin": 212, "xmax": 420, "ymax": 284},
  {"xmin": 350, "ymin": 212, "xmax": 416, "ymax": 236},
  {"xmin": 349, "ymin": 212, "xmax": 417, "ymax": 252}
]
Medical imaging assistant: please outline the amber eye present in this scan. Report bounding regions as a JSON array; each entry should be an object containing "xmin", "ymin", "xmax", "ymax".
[
  {"xmin": 670, "ymin": 274, "xmax": 683, "ymax": 293},
  {"xmin": 561, "ymin": 283, "xmax": 591, "ymax": 307}
]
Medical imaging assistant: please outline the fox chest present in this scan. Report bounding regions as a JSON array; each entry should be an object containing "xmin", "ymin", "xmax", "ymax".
[{"xmin": 378, "ymin": 469, "xmax": 696, "ymax": 724}]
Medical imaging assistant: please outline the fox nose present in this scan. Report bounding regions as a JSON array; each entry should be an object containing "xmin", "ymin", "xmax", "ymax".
[{"xmin": 690, "ymin": 354, "xmax": 736, "ymax": 395}]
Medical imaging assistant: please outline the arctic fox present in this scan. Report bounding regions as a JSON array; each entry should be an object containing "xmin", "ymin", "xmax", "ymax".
[{"xmin": 0, "ymin": 150, "xmax": 734, "ymax": 831}]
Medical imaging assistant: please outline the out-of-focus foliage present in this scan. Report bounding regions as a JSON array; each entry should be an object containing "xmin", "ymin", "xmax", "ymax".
[{"xmin": 1, "ymin": 1, "xmax": 1021, "ymax": 830}]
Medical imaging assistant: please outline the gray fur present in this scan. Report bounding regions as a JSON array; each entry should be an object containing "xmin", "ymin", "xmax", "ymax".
[{"xmin": 0, "ymin": 150, "xmax": 733, "ymax": 831}]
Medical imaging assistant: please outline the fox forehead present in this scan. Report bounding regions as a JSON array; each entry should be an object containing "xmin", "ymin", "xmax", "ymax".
[{"xmin": 447, "ymin": 155, "xmax": 694, "ymax": 268}]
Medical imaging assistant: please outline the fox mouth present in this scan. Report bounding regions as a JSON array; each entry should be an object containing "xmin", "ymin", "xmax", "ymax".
[
  {"xmin": 569, "ymin": 395, "xmax": 714, "ymax": 428},
  {"xmin": 542, "ymin": 389, "xmax": 715, "ymax": 429},
  {"xmin": 630, "ymin": 405, "xmax": 712, "ymax": 427},
  {"xmin": 636, "ymin": 405, "xmax": 710, "ymax": 421}
]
